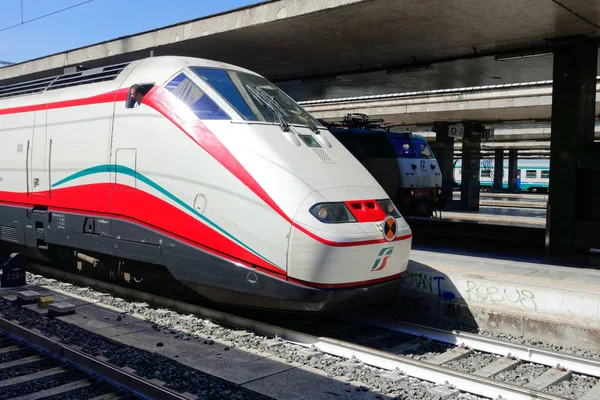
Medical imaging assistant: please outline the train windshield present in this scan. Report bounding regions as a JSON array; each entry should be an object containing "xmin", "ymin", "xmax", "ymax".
[
  {"xmin": 390, "ymin": 138, "xmax": 416, "ymax": 157},
  {"xmin": 190, "ymin": 67, "xmax": 321, "ymax": 129},
  {"xmin": 411, "ymin": 139, "xmax": 434, "ymax": 158},
  {"xmin": 389, "ymin": 137, "xmax": 435, "ymax": 159}
]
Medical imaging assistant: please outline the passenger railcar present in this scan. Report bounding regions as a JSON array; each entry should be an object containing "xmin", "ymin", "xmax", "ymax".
[
  {"xmin": 454, "ymin": 159, "xmax": 549, "ymax": 192},
  {"xmin": 323, "ymin": 114, "xmax": 443, "ymax": 217},
  {"xmin": 0, "ymin": 56, "xmax": 412, "ymax": 312}
]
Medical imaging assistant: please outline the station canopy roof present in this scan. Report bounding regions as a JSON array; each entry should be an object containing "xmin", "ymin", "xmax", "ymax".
[{"xmin": 1, "ymin": 0, "xmax": 599, "ymax": 101}]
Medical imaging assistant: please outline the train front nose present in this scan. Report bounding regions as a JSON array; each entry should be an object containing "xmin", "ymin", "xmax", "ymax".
[{"xmin": 283, "ymin": 187, "xmax": 412, "ymax": 310}]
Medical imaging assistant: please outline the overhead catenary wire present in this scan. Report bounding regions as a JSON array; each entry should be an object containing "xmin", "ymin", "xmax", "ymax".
[{"xmin": 0, "ymin": 0, "xmax": 95, "ymax": 34}]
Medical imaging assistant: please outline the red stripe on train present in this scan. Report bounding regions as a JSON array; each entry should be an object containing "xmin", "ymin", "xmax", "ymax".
[
  {"xmin": 0, "ymin": 89, "xmax": 128, "ymax": 116},
  {"xmin": 287, "ymin": 272, "xmax": 406, "ymax": 289},
  {"xmin": 0, "ymin": 184, "xmax": 280, "ymax": 273}
]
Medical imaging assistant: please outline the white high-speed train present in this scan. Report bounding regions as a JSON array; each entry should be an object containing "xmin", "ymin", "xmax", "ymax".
[{"xmin": 0, "ymin": 56, "xmax": 412, "ymax": 312}]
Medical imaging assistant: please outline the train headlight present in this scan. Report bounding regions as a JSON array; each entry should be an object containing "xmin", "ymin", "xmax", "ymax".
[
  {"xmin": 317, "ymin": 207, "xmax": 329, "ymax": 220},
  {"xmin": 377, "ymin": 199, "xmax": 402, "ymax": 218},
  {"xmin": 309, "ymin": 203, "xmax": 356, "ymax": 223}
]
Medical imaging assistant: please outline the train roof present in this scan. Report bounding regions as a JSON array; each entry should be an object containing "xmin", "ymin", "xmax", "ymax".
[
  {"xmin": 0, "ymin": 55, "xmax": 262, "ymax": 105},
  {"xmin": 321, "ymin": 113, "xmax": 430, "ymax": 140},
  {"xmin": 327, "ymin": 126, "xmax": 427, "ymax": 140}
]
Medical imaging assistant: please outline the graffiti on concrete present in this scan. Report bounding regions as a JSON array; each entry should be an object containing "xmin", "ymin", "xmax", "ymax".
[
  {"xmin": 400, "ymin": 272, "xmax": 456, "ymax": 300},
  {"xmin": 465, "ymin": 280, "xmax": 537, "ymax": 311}
]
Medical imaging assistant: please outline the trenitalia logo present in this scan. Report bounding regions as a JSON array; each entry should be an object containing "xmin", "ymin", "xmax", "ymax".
[{"xmin": 371, "ymin": 247, "xmax": 394, "ymax": 271}]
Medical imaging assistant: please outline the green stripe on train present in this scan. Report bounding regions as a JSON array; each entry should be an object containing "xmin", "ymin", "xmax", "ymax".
[{"xmin": 52, "ymin": 164, "xmax": 278, "ymax": 268}]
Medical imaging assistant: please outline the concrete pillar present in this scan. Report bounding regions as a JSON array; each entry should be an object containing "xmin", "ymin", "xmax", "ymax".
[
  {"xmin": 493, "ymin": 149, "xmax": 504, "ymax": 191},
  {"xmin": 547, "ymin": 37, "xmax": 598, "ymax": 253},
  {"xmin": 431, "ymin": 123, "xmax": 454, "ymax": 209},
  {"xmin": 459, "ymin": 122, "xmax": 483, "ymax": 211},
  {"xmin": 507, "ymin": 149, "xmax": 519, "ymax": 193}
]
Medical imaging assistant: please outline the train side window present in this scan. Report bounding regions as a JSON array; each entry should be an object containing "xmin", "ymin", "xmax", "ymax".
[
  {"xmin": 125, "ymin": 83, "xmax": 153, "ymax": 108},
  {"xmin": 165, "ymin": 73, "xmax": 230, "ymax": 120},
  {"xmin": 526, "ymin": 170, "xmax": 537, "ymax": 178},
  {"xmin": 481, "ymin": 170, "xmax": 491, "ymax": 178},
  {"xmin": 541, "ymin": 170, "xmax": 550, "ymax": 179}
]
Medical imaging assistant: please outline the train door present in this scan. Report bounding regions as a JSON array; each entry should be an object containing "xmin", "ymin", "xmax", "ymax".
[
  {"xmin": 110, "ymin": 82, "xmax": 154, "ymax": 218},
  {"xmin": 30, "ymin": 109, "xmax": 48, "ymax": 197}
]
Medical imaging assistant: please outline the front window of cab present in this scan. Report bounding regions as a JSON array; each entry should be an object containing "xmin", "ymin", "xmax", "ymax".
[
  {"xmin": 165, "ymin": 73, "xmax": 230, "ymax": 120},
  {"xmin": 190, "ymin": 67, "xmax": 321, "ymax": 129},
  {"xmin": 390, "ymin": 138, "xmax": 416, "ymax": 157},
  {"xmin": 412, "ymin": 139, "xmax": 434, "ymax": 158},
  {"xmin": 390, "ymin": 136, "xmax": 435, "ymax": 159}
]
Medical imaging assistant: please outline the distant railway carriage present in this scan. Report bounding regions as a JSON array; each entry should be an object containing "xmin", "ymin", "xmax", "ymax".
[{"xmin": 453, "ymin": 159, "xmax": 549, "ymax": 192}]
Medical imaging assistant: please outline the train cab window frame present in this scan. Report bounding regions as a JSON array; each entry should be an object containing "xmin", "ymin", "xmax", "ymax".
[
  {"xmin": 390, "ymin": 137, "xmax": 416, "ymax": 157},
  {"xmin": 411, "ymin": 138, "xmax": 434, "ymax": 159},
  {"xmin": 526, "ymin": 170, "xmax": 537, "ymax": 179},
  {"xmin": 125, "ymin": 83, "xmax": 154, "ymax": 109},
  {"xmin": 189, "ymin": 68, "xmax": 257, "ymax": 121},
  {"xmin": 164, "ymin": 72, "xmax": 231, "ymax": 120},
  {"xmin": 189, "ymin": 66, "xmax": 322, "ymax": 129}
]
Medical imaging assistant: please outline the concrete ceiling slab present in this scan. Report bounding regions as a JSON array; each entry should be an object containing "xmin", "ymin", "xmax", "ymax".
[{"xmin": 1, "ymin": 0, "xmax": 599, "ymax": 94}]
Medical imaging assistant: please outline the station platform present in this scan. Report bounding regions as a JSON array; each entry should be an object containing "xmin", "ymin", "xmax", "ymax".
[
  {"xmin": 386, "ymin": 245, "xmax": 600, "ymax": 352},
  {"xmin": 438, "ymin": 206, "xmax": 546, "ymax": 227},
  {"xmin": 453, "ymin": 192, "xmax": 548, "ymax": 208}
]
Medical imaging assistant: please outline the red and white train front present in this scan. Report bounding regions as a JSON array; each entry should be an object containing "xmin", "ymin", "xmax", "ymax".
[
  {"xmin": 0, "ymin": 56, "xmax": 412, "ymax": 313},
  {"xmin": 170, "ymin": 62, "xmax": 413, "ymax": 311}
]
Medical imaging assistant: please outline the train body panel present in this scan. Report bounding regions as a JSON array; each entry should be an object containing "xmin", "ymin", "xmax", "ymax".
[
  {"xmin": 397, "ymin": 157, "xmax": 441, "ymax": 188},
  {"xmin": 289, "ymin": 185, "xmax": 412, "ymax": 284},
  {"xmin": 109, "ymin": 107, "xmax": 291, "ymax": 273},
  {"xmin": 0, "ymin": 56, "xmax": 412, "ymax": 312}
]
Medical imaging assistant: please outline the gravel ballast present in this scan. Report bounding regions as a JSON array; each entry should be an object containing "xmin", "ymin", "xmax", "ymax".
[
  {"xmin": 14, "ymin": 273, "xmax": 494, "ymax": 400},
  {"xmin": 10, "ymin": 271, "xmax": 600, "ymax": 399}
]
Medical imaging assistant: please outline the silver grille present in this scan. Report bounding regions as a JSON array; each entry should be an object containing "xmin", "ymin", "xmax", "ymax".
[
  {"xmin": 0, "ymin": 225, "xmax": 17, "ymax": 243},
  {"xmin": 311, "ymin": 147, "xmax": 334, "ymax": 163}
]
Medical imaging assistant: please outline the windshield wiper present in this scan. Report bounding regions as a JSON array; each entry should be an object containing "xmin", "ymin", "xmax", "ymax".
[
  {"xmin": 246, "ymin": 86, "xmax": 291, "ymax": 132},
  {"xmin": 306, "ymin": 118, "xmax": 321, "ymax": 134}
]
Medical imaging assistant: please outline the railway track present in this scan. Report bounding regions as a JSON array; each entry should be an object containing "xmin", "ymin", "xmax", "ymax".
[
  {"xmin": 14, "ymin": 262, "xmax": 600, "ymax": 400},
  {"xmin": 333, "ymin": 314, "xmax": 600, "ymax": 399},
  {"xmin": 0, "ymin": 317, "xmax": 193, "ymax": 400}
]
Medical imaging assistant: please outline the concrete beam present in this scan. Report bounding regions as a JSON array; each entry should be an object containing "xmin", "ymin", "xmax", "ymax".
[
  {"xmin": 489, "ymin": 125, "xmax": 600, "ymax": 141},
  {"xmin": 303, "ymin": 81, "xmax": 600, "ymax": 126}
]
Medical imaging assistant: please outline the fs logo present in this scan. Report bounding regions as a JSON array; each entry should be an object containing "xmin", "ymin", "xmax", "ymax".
[
  {"xmin": 371, "ymin": 247, "xmax": 394, "ymax": 271},
  {"xmin": 420, "ymin": 160, "xmax": 426, "ymax": 170}
]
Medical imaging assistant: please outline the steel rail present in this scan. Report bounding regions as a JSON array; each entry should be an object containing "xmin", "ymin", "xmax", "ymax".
[
  {"xmin": 0, "ymin": 316, "xmax": 193, "ymax": 400},
  {"xmin": 21, "ymin": 262, "xmax": 568, "ymax": 400},
  {"xmin": 345, "ymin": 312, "xmax": 600, "ymax": 378}
]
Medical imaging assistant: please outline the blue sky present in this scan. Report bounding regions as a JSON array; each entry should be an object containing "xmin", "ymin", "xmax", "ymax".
[{"xmin": 0, "ymin": 0, "xmax": 262, "ymax": 64}]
